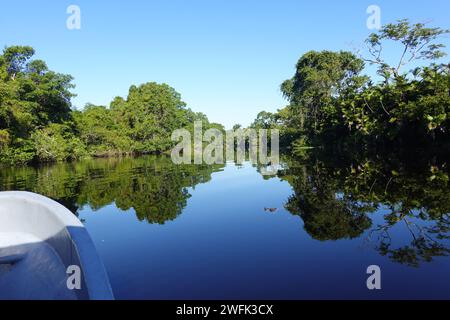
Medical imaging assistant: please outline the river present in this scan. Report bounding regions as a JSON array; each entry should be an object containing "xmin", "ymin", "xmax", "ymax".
[{"xmin": 1, "ymin": 153, "xmax": 449, "ymax": 299}]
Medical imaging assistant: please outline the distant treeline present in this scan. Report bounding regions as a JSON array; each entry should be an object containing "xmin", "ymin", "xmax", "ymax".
[
  {"xmin": 0, "ymin": 46, "xmax": 223, "ymax": 165},
  {"xmin": 250, "ymin": 20, "xmax": 450, "ymax": 153}
]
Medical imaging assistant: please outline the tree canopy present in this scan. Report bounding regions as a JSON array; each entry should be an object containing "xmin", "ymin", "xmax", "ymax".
[
  {"xmin": 0, "ymin": 46, "xmax": 214, "ymax": 165},
  {"xmin": 254, "ymin": 19, "xmax": 450, "ymax": 150}
]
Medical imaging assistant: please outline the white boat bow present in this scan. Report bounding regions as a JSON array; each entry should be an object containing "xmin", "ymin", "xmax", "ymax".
[{"xmin": 0, "ymin": 191, "xmax": 114, "ymax": 300}]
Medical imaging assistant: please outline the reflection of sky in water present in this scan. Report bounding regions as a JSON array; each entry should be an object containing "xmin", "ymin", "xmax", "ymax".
[
  {"xmin": 75, "ymin": 162, "xmax": 450, "ymax": 300},
  {"xmin": 1, "ymin": 157, "xmax": 449, "ymax": 299}
]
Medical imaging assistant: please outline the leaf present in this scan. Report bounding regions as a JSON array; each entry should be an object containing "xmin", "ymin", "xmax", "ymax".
[{"xmin": 389, "ymin": 117, "xmax": 397, "ymax": 123}]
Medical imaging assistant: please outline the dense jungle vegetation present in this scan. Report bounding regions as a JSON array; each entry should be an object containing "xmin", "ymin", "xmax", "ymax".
[
  {"xmin": 251, "ymin": 20, "xmax": 450, "ymax": 153},
  {"xmin": 1, "ymin": 20, "xmax": 449, "ymax": 166},
  {"xmin": 0, "ymin": 46, "xmax": 222, "ymax": 165}
]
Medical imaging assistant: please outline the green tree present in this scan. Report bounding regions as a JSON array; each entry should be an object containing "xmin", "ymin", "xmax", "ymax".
[
  {"xmin": 0, "ymin": 46, "xmax": 77, "ymax": 165},
  {"xmin": 281, "ymin": 50, "xmax": 367, "ymax": 135},
  {"xmin": 258, "ymin": 19, "xmax": 450, "ymax": 150},
  {"xmin": 2, "ymin": 46, "xmax": 35, "ymax": 80},
  {"xmin": 0, "ymin": 45, "xmax": 213, "ymax": 165},
  {"xmin": 364, "ymin": 19, "xmax": 449, "ymax": 81}
]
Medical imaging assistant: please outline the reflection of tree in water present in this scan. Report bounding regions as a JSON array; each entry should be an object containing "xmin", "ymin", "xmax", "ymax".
[
  {"xmin": 0, "ymin": 156, "xmax": 224, "ymax": 224},
  {"xmin": 278, "ymin": 150, "xmax": 450, "ymax": 266},
  {"xmin": 367, "ymin": 210, "xmax": 450, "ymax": 267},
  {"xmin": 283, "ymin": 163, "xmax": 373, "ymax": 241}
]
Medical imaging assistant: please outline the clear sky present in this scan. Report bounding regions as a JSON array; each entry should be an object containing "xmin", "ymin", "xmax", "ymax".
[{"xmin": 1, "ymin": 0, "xmax": 449, "ymax": 128}]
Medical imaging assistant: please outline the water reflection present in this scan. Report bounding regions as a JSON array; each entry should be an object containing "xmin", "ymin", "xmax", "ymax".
[
  {"xmin": 1, "ymin": 151, "xmax": 449, "ymax": 270},
  {"xmin": 0, "ymin": 156, "xmax": 224, "ymax": 224},
  {"xmin": 276, "ymin": 150, "xmax": 450, "ymax": 267}
]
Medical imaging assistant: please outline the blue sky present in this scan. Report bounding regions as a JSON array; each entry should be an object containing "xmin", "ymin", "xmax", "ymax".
[{"xmin": 1, "ymin": 0, "xmax": 449, "ymax": 128}]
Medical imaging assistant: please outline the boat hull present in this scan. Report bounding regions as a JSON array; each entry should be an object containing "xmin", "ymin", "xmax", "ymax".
[{"xmin": 0, "ymin": 191, "xmax": 114, "ymax": 300}]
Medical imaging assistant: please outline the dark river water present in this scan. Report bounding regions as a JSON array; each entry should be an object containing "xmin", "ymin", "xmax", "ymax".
[{"xmin": 1, "ymin": 154, "xmax": 449, "ymax": 299}]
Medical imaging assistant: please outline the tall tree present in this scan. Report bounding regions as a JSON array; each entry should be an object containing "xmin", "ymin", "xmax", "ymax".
[{"xmin": 281, "ymin": 50, "xmax": 366, "ymax": 134}]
